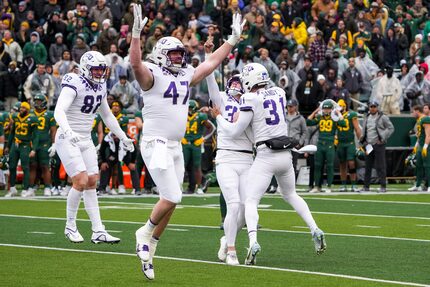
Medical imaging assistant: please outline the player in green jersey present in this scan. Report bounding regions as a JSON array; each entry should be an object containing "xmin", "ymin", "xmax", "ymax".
[
  {"xmin": 4, "ymin": 102, "xmax": 39, "ymax": 197},
  {"xmin": 411, "ymin": 105, "xmax": 430, "ymax": 192},
  {"xmin": 409, "ymin": 105, "xmax": 426, "ymax": 191},
  {"xmin": 182, "ymin": 100, "xmax": 215, "ymax": 194},
  {"xmin": 29, "ymin": 93, "xmax": 57, "ymax": 196},
  {"xmin": 307, "ymin": 100, "xmax": 346, "ymax": 193},
  {"xmin": 336, "ymin": 99, "xmax": 362, "ymax": 192}
]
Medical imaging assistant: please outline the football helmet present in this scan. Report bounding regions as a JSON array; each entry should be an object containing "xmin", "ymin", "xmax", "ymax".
[
  {"xmin": 33, "ymin": 93, "xmax": 48, "ymax": 109},
  {"xmin": 189, "ymin": 100, "xmax": 199, "ymax": 113},
  {"xmin": 337, "ymin": 99, "xmax": 347, "ymax": 111},
  {"xmin": 152, "ymin": 36, "xmax": 186, "ymax": 73},
  {"xmin": 79, "ymin": 51, "xmax": 109, "ymax": 84},
  {"xmin": 226, "ymin": 75, "xmax": 244, "ymax": 97},
  {"xmin": 241, "ymin": 63, "xmax": 270, "ymax": 93},
  {"xmin": 0, "ymin": 155, "xmax": 9, "ymax": 170},
  {"xmin": 405, "ymin": 153, "xmax": 417, "ymax": 168},
  {"xmin": 322, "ymin": 100, "xmax": 334, "ymax": 109},
  {"xmin": 356, "ymin": 147, "xmax": 366, "ymax": 161},
  {"xmin": 12, "ymin": 101, "xmax": 21, "ymax": 112}
]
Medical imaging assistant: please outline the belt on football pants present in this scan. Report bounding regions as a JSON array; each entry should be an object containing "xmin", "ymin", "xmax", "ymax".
[{"xmin": 216, "ymin": 148, "xmax": 253, "ymax": 154}]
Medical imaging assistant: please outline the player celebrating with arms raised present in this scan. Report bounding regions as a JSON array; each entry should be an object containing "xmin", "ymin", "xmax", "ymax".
[
  {"xmin": 130, "ymin": 4, "xmax": 245, "ymax": 280},
  {"xmin": 205, "ymin": 38, "xmax": 252, "ymax": 266},
  {"xmin": 212, "ymin": 63, "xmax": 326, "ymax": 265},
  {"xmin": 54, "ymin": 51, "xmax": 134, "ymax": 244}
]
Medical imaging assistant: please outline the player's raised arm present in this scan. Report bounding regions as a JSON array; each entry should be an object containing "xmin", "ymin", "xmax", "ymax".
[
  {"xmin": 204, "ymin": 38, "xmax": 223, "ymax": 107},
  {"xmin": 191, "ymin": 14, "xmax": 246, "ymax": 86},
  {"xmin": 130, "ymin": 4, "xmax": 153, "ymax": 91}
]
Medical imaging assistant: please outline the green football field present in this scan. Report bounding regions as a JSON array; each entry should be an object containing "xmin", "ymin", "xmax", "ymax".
[{"xmin": 0, "ymin": 187, "xmax": 429, "ymax": 287}]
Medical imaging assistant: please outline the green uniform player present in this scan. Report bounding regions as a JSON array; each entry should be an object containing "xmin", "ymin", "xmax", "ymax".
[
  {"xmin": 408, "ymin": 105, "xmax": 425, "ymax": 191},
  {"xmin": 419, "ymin": 116, "xmax": 430, "ymax": 192},
  {"xmin": 336, "ymin": 99, "xmax": 361, "ymax": 192},
  {"xmin": 307, "ymin": 100, "xmax": 346, "ymax": 193},
  {"xmin": 5, "ymin": 102, "xmax": 39, "ymax": 197},
  {"xmin": 102, "ymin": 101, "xmax": 129, "ymax": 194},
  {"xmin": 182, "ymin": 100, "xmax": 215, "ymax": 194},
  {"xmin": 411, "ymin": 105, "xmax": 430, "ymax": 191},
  {"xmin": 29, "ymin": 94, "xmax": 57, "ymax": 196}
]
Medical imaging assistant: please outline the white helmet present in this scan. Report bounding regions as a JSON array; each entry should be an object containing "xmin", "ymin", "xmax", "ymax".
[
  {"xmin": 151, "ymin": 36, "xmax": 186, "ymax": 72},
  {"xmin": 241, "ymin": 63, "xmax": 270, "ymax": 93},
  {"xmin": 79, "ymin": 51, "xmax": 109, "ymax": 84}
]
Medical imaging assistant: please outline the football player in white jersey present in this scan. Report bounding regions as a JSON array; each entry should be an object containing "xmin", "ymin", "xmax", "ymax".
[
  {"xmin": 205, "ymin": 40, "xmax": 252, "ymax": 266},
  {"xmin": 54, "ymin": 51, "xmax": 135, "ymax": 244},
  {"xmin": 212, "ymin": 63, "xmax": 326, "ymax": 265},
  {"xmin": 130, "ymin": 4, "xmax": 245, "ymax": 280}
]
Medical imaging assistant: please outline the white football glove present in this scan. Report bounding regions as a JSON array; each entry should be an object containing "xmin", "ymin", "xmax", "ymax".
[
  {"xmin": 121, "ymin": 137, "xmax": 135, "ymax": 152},
  {"xmin": 132, "ymin": 4, "xmax": 148, "ymax": 39},
  {"xmin": 48, "ymin": 145, "xmax": 56, "ymax": 157},
  {"xmin": 64, "ymin": 129, "xmax": 81, "ymax": 147},
  {"xmin": 227, "ymin": 13, "xmax": 246, "ymax": 46}
]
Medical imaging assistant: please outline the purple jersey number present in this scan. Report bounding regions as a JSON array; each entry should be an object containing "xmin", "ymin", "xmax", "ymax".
[
  {"xmin": 163, "ymin": 81, "xmax": 189, "ymax": 105},
  {"xmin": 81, "ymin": 95, "xmax": 102, "ymax": 114},
  {"xmin": 263, "ymin": 99, "xmax": 280, "ymax": 125},
  {"xmin": 225, "ymin": 105, "xmax": 238, "ymax": 122}
]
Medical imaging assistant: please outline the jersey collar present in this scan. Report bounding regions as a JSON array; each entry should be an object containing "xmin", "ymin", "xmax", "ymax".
[
  {"xmin": 188, "ymin": 113, "xmax": 198, "ymax": 121},
  {"xmin": 34, "ymin": 109, "xmax": 47, "ymax": 117},
  {"xmin": 17, "ymin": 113, "xmax": 30, "ymax": 122}
]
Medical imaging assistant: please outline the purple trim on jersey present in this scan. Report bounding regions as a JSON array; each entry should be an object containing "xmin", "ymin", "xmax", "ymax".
[
  {"xmin": 61, "ymin": 83, "xmax": 78, "ymax": 95},
  {"xmin": 227, "ymin": 94, "xmax": 240, "ymax": 104},
  {"xmin": 240, "ymin": 106, "xmax": 253, "ymax": 111}
]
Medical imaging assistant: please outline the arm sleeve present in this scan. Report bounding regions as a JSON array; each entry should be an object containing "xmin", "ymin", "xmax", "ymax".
[
  {"xmin": 216, "ymin": 111, "xmax": 253, "ymax": 138},
  {"xmin": 53, "ymin": 86, "xmax": 76, "ymax": 132},
  {"xmin": 206, "ymin": 72, "xmax": 223, "ymax": 107},
  {"xmin": 99, "ymin": 97, "xmax": 128, "ymax": 140}
]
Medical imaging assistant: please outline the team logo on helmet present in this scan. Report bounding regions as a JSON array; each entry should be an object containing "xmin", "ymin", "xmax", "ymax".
[{"xmin": 79, "ymin": 51, "xmax": 109, "ymax": 84}]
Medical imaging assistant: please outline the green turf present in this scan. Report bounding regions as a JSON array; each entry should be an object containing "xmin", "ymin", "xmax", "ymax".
[
  {"xmin": 0, "ymin": 192, "xmax": 429, "ymax": 286},
  {"xmin": 1, "ymin": 246, "xmax": 405, "ymax": 287}
]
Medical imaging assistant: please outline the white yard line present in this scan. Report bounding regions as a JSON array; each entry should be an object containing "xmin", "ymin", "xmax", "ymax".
[
  {"xmin": 166, "ymin": 228, "xmax": 189, "ymax": 232},
  {"xmin": 27, "ymin": 231, "xmax": 55, "ymax": 235},
  {"xmin": 291, "ymin": 226, "xmax": 309, "ymax": 229},
  {"xmin": 2, "ymin": 214, "xmax": 429, "ymax": 243},
  {"xmin": 416, "ymin": 224, "xmax": 430, "ymax": 227},
  {"xmin": 356, "ymin": 225, "xmax": 381, "ymax": 229},
  {"xmin": 301, "ymin": 197, "xmax": 430, "ymax": 205},
  {"xmin": 0, "ymin": 243, "xmax": 426, "ymax": 287},
  {"xmin": 8, "ymin": 198, "xmax": 429, "ymax": 221}
]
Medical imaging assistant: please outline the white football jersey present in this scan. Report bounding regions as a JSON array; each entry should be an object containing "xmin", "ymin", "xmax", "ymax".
[
  {"xmin": 60, "ymin": 73, "xmax": 107, "ymax": 137},
  {"xmin": 240, "ymin": 87, "xmax": 288, "ymax": 143},
  {"xmin": 141, "ymin": 62, "xmax": 195, "ymax": 141},
  {"xmin": 215, "ymin": 92, "xmax": 253, "ymax": 151}
]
